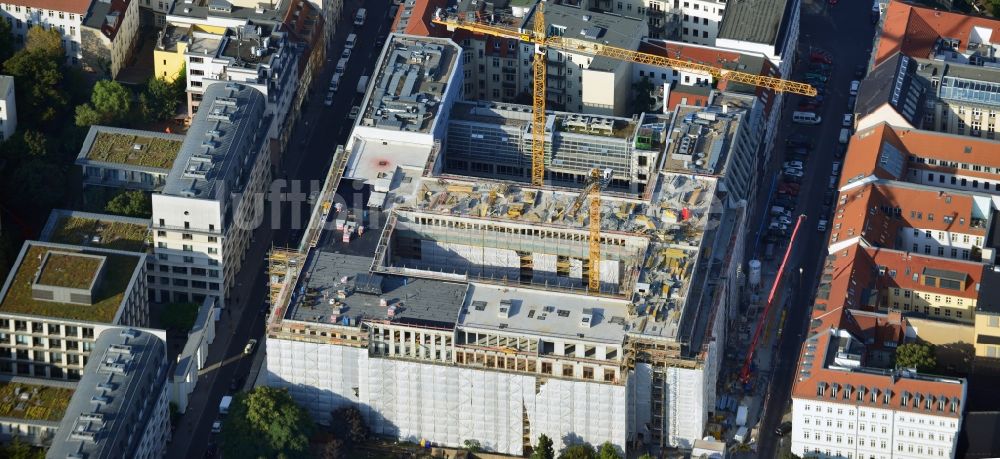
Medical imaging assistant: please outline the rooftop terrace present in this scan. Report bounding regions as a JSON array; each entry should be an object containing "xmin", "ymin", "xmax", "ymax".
[
  {"xmin": 0, "ymin": 243, "xmax": 143, "ymax": 323},
  {"xmin": 0, "ymin": 378, "xmax": 74, "ymax": 422},
  {"xmin": 42, "ymin": 211, "xmax": 150, "ymax": 253},
  {"xmin": 79, "ymin": 126, "xmax": 186, "ymax": 171},
  {"xmin": 663, "ymin": 104, "xmax": 747, "ymax": 176}
]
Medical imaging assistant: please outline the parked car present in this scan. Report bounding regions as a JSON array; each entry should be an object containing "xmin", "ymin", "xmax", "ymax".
[
  {"xmin": 244, "ymin": 339, "xmax": 257, "ymax": 355},
  {"xmin": 324, "ymin": 92, "xmax": 334, "ymax": 106},
  {"xmin": 854, "ymin": 64, "xmax": 867, "ymax": 79},
  {"xmin": 798, "ymin": 102, "xmax": 820, "ymax": 111},
  {"xmin": 817, "ymin": 219, "xmax": 829, "ymax": 232},
  {"xmin": 842, "ymin": 114, "xmax": 853, "ymax": 127},
  {"xmin": 776, "ymin": 422, "xmax": 793, "ymax": 436},
  {"xmin": 805, "ymin": 73, "xmax": 828, "ymax": 82},
  {"xmin": 783, "ymin": 161, "xmax": 804, "ymax": 169},
  {"xmin": 349, "ymin": 105, "xmax": 361, "ymax": 120},
  {"xmin": 341, "ymin": 48, "xmax": 352, "ymax": 60},
  {"xmin": 834, "ymin": 144, "xmax": 847, "ymax": 159},
  {"xmin": 810, "ymin": 52, "xmax": 833, "ymax": 64},
  {"xmin": 784, "ymin": 169, "xmax": 804, "ymax": 178},
  {"xmin": 211, "ymin": 420, "xmax": 223, "ymax": 434}
]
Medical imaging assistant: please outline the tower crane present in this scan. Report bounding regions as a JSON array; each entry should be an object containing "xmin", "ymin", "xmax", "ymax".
[
  {"xmin": 432, "ymin": 6, "xmax": 815, "ymax": 297},
  {"xmin": 561, "ymin": 168, "xmax": 612, "ymax": 293}
]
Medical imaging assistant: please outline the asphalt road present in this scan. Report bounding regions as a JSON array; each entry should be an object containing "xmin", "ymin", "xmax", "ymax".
[
  {"xmin": 165, "ymin": 1, "xmax": 394, "ymax": 457},
  {"xmin": 753, "ymin": 0, "xmax": 878, "ymax": 457}
]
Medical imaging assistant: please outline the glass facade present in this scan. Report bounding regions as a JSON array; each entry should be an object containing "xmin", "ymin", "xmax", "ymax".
[{"xmin": 939, "ymin": 77, "xmax": 1000, "ymax": 106}]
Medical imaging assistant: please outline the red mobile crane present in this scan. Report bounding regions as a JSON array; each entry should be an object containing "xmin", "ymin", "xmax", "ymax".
[{"xmin": 739, "ymin": 214, "xmax": 807, "ymax": 386}]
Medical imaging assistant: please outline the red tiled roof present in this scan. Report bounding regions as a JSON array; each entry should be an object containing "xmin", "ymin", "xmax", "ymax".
[
  {"xmin": 392, "ymin": 0, "xmax": 450, "ymax": 38},
  {"xmin": 790, "ymin": 306, "xmax": 965, "ymax": 416},
  {"xmin": 666, "ymin": 86, "xmax": 711, "ymax": 111},
  {"xmin": 874, "ymin": 0, "xmax": 1000, "ymax": 66},
  {"xmin": 841, "ymin": 123, "xmax": 1000, "ymax": 189},
  {"xmin": 7, "ymin": 0, "xmax": 90, "ymax": 14},
  {"xmin": 831, "ymin": 181, "xmax": 987, "ymax": 256}
]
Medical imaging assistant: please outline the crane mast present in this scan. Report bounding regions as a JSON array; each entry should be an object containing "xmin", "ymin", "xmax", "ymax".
[{"xmin": 530, "ymin": 5, "xmax": 547, "ymax": 187}]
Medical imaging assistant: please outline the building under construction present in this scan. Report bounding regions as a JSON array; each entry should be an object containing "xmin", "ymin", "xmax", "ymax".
[{"xmin": 264, "ymin": 33, "xmax": 755, "ymax": 455}]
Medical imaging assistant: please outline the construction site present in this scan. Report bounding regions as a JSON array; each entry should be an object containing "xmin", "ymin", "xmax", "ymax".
[{"xmin": 261, "ymin": 7, "xmax": 813, "ymax": 452}]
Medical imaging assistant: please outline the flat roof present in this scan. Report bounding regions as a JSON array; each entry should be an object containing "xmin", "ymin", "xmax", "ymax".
[
  {"xmin": 977, "ymin": 268, "xmax": 1000, "ymax": 315},
  {"xmin": 664, "ymin": 103, "xmax": 749, "ymax": 176},
  {"xmin": 77, "ymin": 126, "xmax": 186, "ymax": 171},
  {"xmin": 162, "ymin": 82, "xmax": 267, "ymax": 200},
  {"xmin": 37, "ymin": 252, "xmax": 103, "ymax": 289},
  {"xmin": 717, "ymin": 0, "xmax": 791, "ymax": 46},
  {"xmin": 458, "ymin": 283, "xmax": 631, "ymax": 345},
  {"xmin": 0, "ymin": 242, "xmax": 144, "ymax": 323},
  {"xmin": 168, "ymin": 0, "xmax": 287, "ymax": 23},
  {"xmin": 0, "ymin": 376, "xmax": 74, "ymax": 422},
  {"xmin": 288, "ymin": 252, "xmax": 467, "ymax": 329},
  {"xmin": 359, "ymin": 35, "xmax": 459, "ymax": 133},
  {"xmin": 41, "ymin": 210, "xmax": 150, "ymax": 253},
  {"xmin": 521, "ymin": 3, "xmax": 644, "ymax": 71},
  {"xmin": 49, "ymin": 328, "xmax": 168, "ymax": 459}
]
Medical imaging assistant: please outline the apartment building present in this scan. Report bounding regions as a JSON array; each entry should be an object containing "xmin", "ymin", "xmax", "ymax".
[
  {"xmin": 155, "ymin": 19, "xmax": 299, "ymax": 166},
  {"xmin": 860, "ymin": 0, "xmax": 1000, "ymax": 140},
  {"xmin": 137, "ymin": 0, "xmax": 172, "ymax": 26},
  {"xmin": 47, "ymin": 328, "xmax": 170, "ymax": 459},
  {"xmin": 266, "ymin": 33, "xmax": 756, "ymax": 455},
  {"xmin": 0, "ymin": 376, "xmax": 75, "ymax": 446},
  {"xmin": 0, "ymin": 0, "xmax": 140, "ymax": 78},
  {"xmin": 839, "ymin": 123, "xmax": 1000, "ymax": 204},
  {"xmin": 714, "ymin": 0, "xmax": 799, "ymax": 156},
  {"xmin": 0, "ymin": 241, "xmax": 149, "ymax": 380},
  {"xmin": 973, "ymin": 269, "xmax": 1000, "ymax": 360},
  {"xmin": 0, "ymin": 75, "xmax": 13, "ymax": 142},
  {"xmin": 150, "ymin": 82, "xmax": 269, "ymax": 306},
  {"xmin": 75, "ymin": 125, "xmax": 186, "ymax": 191},
  {"xmin": 790, "ymin": 307, "xmax": 966, "ymax": 459},
  {"xmin": 432, "ymin": 1, "xmax": 646, "ymax": 115}
]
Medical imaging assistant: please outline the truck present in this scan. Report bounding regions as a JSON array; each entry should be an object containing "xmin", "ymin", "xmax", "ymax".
[
  {"xmin": 734, "ymin": 426, "xmax": 749, "ymax": 443},
  {"xmin": 219, "ymin": 395, "xmax": 233, "ymax": 415},
  {"xmin": 736, "ymin": 404, "xmax": 749, "ymax": 426},
  {"xmin": 357, "ymin": 75, "xmax": 369, "ymax": 94}
]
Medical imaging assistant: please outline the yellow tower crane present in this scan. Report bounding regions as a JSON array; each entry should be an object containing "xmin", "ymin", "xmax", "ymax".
[{"xmin": 432, "ymin": 6, "xmax": 816, "ymax": 295}]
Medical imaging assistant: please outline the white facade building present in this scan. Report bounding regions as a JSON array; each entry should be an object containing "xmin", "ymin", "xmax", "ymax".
[
  {"xmin": 0, "ymin": 0, "xmax": 88, "ymax": 66},
  {"xmin": 150, "ymin": 82, "xmax": 270, "ymax": 306},
  {"xmin": 0, "ymin": 75, "xmax": 14, "ymax": 141}
]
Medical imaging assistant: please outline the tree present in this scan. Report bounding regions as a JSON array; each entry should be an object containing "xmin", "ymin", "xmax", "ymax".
[
  {"xmin": 76, "ymin": 80, "xmax": 132, "ymax": 127},
  {"xmin": 140, "ymin": 76, "xmax": 183, "ymax": 122},
  {"xmin": 159, "ymin": 302, "xmax": 200, "ymax": 332},
  {"xmin": 104, "ymin": 190, "xmax": 151, "ymax": 218},
  {"xmin": 322, "ymin": 438, "xmax": 345, "ymax": 459},
  {"xmin": 559, "ymin": 443, "xmax": 597, "ymax": 459},
  {"xmin": 597, "ymin": 442, "xmax": 622, "ymax": 459},
  {"xmin": 23, "ymin": 130, "xmax": 48, "ymax": 157},
  {"xmin": 463, "ymin": 439, "xmax": 482, "ymax": 452},
  {"xmin": 0, "ymin": 437, "xmax": 45, "ymax": 459},
  {"xmin": 632, "ymin": 77, "xmax": 656, "ymax": 114},
  {"xmin": 987, "ymin": 0, "xmax": 1000, "ymax": 17},
  {"xmin": 895, "ymin": 342, "xmax": 937, "ymax": 372},
  {"xmin": 531, "ymin": 434, "xmax": 555, "ymax": 459},
  {"xmin": 25, "ymin": 27, "xmax": 63, "ymax": 59},
  {"xmin": 0, "ymin": 19, "xmax": 15, "ymax": 68},
  {"xmin": 330, "ymin": 406, "xmax": 369, "ymax": 445},
  {"xmin": 221, "ymin": 387, "xmax": 314, "ymax": 458},
  {"xmin": 4, "ymin": 46, "xmax": 66, "ymax": 127},
  {"xmin": 5, "ymin": 158, "xmax": 64, "ymax": 209}
]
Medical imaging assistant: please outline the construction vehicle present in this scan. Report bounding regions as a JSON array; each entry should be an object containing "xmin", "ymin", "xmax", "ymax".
[
  {"xmin": 739, "ymin": 214, "xmax": 806, "ymax": 387},
  {"xmin": 432, "ymin": 7, "xmax": 815, "ymax": 296}
]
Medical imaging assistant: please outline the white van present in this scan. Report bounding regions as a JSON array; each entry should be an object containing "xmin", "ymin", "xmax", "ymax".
[
  {"xmin": 791, "ymin": 111, "xmax": 822, "ymax": 125},
  {"xmin": 354, "ymin": 8, "xmax": 367, "ymax": 26},
  {"xmin": 345, "ymin": 33, "xmax": 357, "ymax": 50},
  {"xmin": 850, "ymin": 80, "xmax": 860, "ymax": 96},
  {"xmin": 336, "ymin": 58, "xmax": 348, "ymax": 74}
]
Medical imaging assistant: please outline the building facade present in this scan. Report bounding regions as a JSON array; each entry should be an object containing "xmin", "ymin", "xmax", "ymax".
[
  {"xmin": 150, "ymin": 82, "xmax": 270, "ymax": 306},
  {"xmin": 0, "ymin": 241, "xmax": 149, "ymax": 380},
  {"xmin": 46, "ymin": 328, "xmax": 170, "ymax": 459},
  {"xmin": 0, "ymin": 75, "xmax": 14, "ymax": 141}
]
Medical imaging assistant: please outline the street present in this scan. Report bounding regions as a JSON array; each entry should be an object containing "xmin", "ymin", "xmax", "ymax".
[
  {"xmin": 165, "ymin": 0, "xmax": 394, "ymax": 457},
  {"xmin": 752, "ymin": 0, "xmax": 878, "ymax": 457}
]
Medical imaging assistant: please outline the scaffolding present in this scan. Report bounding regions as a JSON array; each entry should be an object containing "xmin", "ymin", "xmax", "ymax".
[{"xmin": 266, "ymin": 245, "xmax": 305, "ymax": 332}]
